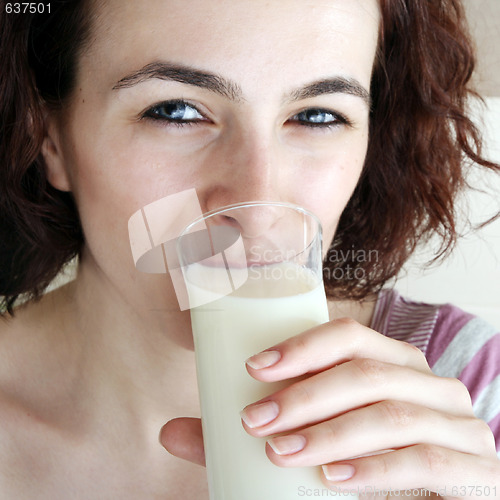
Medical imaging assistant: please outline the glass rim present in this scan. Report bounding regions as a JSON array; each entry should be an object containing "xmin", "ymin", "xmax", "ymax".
[{"xmin": 178, "ymin": 200, "xmax": 323, "ymax": 238}]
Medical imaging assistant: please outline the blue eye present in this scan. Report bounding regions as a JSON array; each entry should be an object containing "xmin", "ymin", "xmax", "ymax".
[
  {"xmin": 291, "ymin": 108, "xmax": 347, "ymax": 128},
  {"xmin": 143, "ymin": 100, "xmax": 205, "ymax": 124}
]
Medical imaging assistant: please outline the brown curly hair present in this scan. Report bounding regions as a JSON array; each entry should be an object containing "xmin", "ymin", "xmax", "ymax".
[
  {"xmin": 324, "ymin": 0, "xmax": 500, "ymax": 300},
  {"xmin": 0, "ymin": 0, "xmax": 499, "ymax": 314},
  {"xmin": 0, "ymin": 0, "xmax": 89, "ymax": 313}
]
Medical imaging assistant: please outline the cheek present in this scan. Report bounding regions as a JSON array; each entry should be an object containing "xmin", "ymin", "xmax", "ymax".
[
  {"xmin": 293, "ymin": 136, "xmax": 368, "ymax": 245},
  {"xmin": 67, "ymin": 126, "xmax": 197, "ymax": 224},
  {"xmin": 62, "ymin": 137, "xmax": 189, "ymax": 276}
]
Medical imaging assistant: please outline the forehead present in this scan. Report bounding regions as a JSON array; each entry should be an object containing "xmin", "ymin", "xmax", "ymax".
[{"xmin": 81, "ymin": 0, "xmax": 380, "ymax": 95}]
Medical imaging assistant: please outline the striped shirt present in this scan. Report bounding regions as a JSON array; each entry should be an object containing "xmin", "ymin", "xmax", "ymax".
[{"xmin": 371, "ymin": 288, "xmax": 500, "ymax": 456}]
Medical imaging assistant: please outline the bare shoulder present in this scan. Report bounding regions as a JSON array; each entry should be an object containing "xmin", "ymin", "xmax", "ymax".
[
  {"xmin": 0, "ymin": 299, "xmax": 43, "ymax": 410},
  {"xmin": 0, "ymin": 283, "xmax": 78, "ymax": 406},
  {"xmin": 0, "ymin": 289, "xmax": 76, "ymax": 494},
  {"xmin": 0, "ymin": 292, "xmax": 59, "ymax": 400},
  {"xmin": 0, "ymin": 302, "xmax": 49, "ymax": 488},
  {"xmin": 0, "ymin": 290, "xmax": 66, "ymax": 422},
  {"xmin": 2, "ymin": 287, "xmax": 77, "ymax": 396}
]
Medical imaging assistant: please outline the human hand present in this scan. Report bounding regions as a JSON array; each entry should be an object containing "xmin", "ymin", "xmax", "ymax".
[
  {"xmin": 159, "ymin": 318, "xmax": 499, "ymax": 498},
  {"xmin": 160, "ymin": 416, "xmax": 205, "ymax": 467},
  {"xmin": 239, "ymin": 318, "xmax": 500, "ymax": 499}
]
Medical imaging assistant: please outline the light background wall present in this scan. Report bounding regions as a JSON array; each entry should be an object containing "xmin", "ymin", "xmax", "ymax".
[
  {"xmin": 395, "ymin": 98, "xmax": 500, "ymax": 329},
  {"xmin": 394, "ymin": 1, "xmax": 500, "ymax": 329},
  {"xmin": 464, "ymin": 0, "xmax": 500, "ymax": 97}
]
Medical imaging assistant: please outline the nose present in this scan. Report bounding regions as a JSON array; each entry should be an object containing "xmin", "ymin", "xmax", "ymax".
[
  {"xmin": 217, "ymin": 203, "xmax": 284, "ymax": 239},
  {"xmin": 203, "ymin": 127, "xmax": 289, "ymax": 238},
  {"xmin": 202, "ymin": 125, "xmax": 290, "ymax": 237}
]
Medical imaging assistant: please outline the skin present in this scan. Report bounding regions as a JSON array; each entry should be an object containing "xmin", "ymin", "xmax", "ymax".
[{"xmin": 0, "ymin": 0, "xmax": 498, "ymax": 498}]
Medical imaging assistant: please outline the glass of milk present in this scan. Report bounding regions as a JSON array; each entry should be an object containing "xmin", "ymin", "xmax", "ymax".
[{"xmin": 177, "ymin": 201, "xmax": 355, "ymax": 500}]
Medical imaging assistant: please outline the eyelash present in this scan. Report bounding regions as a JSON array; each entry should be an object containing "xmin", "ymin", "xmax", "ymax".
[
  {"xmin": 290, "ymin": 108, "xmax": 351, "ymax": 129},
  {"xmin": 142, "ymin": 100, "xmax": 206, "ymax": 128},
  {"xmin": 141, "ymin": 99, "xmax": 351, "ymax": 130}
]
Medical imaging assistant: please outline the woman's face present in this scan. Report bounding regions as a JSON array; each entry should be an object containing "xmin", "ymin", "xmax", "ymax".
[{"xmin": 45, "ymin": 0, "xmax": 379, "ymax": 313}]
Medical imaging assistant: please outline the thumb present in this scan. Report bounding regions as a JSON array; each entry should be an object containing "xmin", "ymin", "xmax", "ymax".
[{"xmin": 159, "ymin": 417, "xmax": 206, "ymax": 467}]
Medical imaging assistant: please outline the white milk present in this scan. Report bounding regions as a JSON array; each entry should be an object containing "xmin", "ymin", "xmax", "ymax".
[{"xmin": 189, "ymin": 265, "xmax": 355, "ymax": 499}]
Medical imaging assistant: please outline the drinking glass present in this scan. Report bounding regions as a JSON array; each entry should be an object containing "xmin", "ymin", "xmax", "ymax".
[{"xmin": 177, "ymin": 201, "xmax": 353, "ymax": 500}]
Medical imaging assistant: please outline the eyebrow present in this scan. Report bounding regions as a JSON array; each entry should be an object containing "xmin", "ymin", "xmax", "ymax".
[
  {"xmin": 113, "ymin": 62, "xmax": 243, "ymax": 101},
  {"xmin": 113, "ymin": 61, "xmax": 370, "ymax": 107},
  {"xmin": 287, "ymin": 78, "xmax": 371, "ymax": 107}
]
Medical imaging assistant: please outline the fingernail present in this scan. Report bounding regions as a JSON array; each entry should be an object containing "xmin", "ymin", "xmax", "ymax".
[
  {"xmin": 322, "ymin": 464, "xmax": 355, "ymax": 482},
  {"xmin": 240, "ymin": 401, "xmax": 279, "ymax": 428},
  {"xmin": 246, "ymin": 350, "xmax": 281, "ymax": 369},
  {"xmin": 267, "ymin": 434, "xmax": 306, "ymax": 455}
]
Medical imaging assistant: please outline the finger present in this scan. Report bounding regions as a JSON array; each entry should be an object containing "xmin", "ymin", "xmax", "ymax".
[
  {"xmin": 261, "ymin": 400, "xmax": 497, "ymax": 468},
  {"xmin": 159, "ymin": 417, "xmax": 206, "ymax": 467},
  {"xmin": 320, "ymin": 445, "xmax": 500, "ymax": 498},
  {"xmin": 240, "ymin": 359, "xmax": 474, "ymax": 436},
  {"xmin": 245, "ymin": 318, "xmax": 431, "ymax": 382}
]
